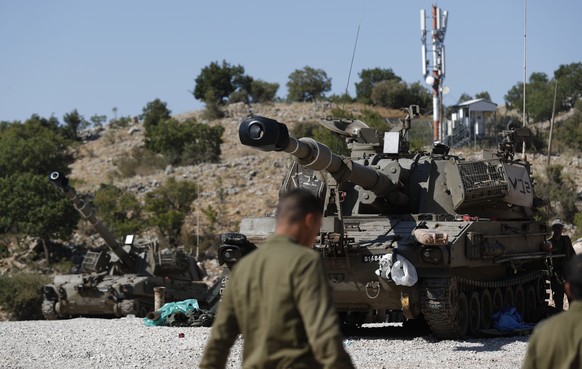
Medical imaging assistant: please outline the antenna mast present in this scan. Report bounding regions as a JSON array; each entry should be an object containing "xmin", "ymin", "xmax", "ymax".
[
  {"xmin": 421, "ymin": 4, "xmax": 448, "ymax": 144},
  {"xmin": 522, "ymin": 0, "xmax": 527, "ymax": 160}
]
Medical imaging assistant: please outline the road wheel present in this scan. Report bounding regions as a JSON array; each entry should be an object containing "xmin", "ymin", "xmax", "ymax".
[
  {"xmin": 468, "ymin": 292, "xmax": 481, "ymax": 336},
  {"xmin": 456, "ymin": 292, "xmax": 469, "ymax": 337},
  {"xmin": 492, "ymin": 288, "xmax": 504, "ymax": 314},
  {"xmin": 480, "ymin": 289, "xmax": 493, "ymax": 329},
  {"xmin": 503, "ymin": 286, "xmax": 514, "ymax": 310},
  {"xmin": 514, "ymin": 285, "xmax": 526, "ymax": 319},
  {"xmin": 525, "ymin": 285, "xmax": 537, "ymax": 322}
]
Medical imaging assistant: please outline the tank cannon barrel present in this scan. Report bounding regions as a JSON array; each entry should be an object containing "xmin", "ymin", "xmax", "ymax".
[
  {"xmin": 239, "ymin": 116, "xmax": 396, "ymax": 196},
  {"xmin": 49, "ymin": 171, "xmax": 134, "ymax": 269}
]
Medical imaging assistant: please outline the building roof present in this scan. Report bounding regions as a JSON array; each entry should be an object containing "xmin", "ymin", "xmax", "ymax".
[{"xmin": 452, "ymin": 98, "xmax": 498, "ymax": 112}]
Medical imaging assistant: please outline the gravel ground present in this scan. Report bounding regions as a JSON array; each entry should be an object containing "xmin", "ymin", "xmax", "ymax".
[{"xmin": 0, "ymin": 318, "xmax": 531, "ymax": 369}]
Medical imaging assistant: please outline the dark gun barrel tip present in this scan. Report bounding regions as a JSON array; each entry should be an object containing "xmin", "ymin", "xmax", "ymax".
[
  {"xmin": 48, "ymin": 171, "xmax": 68, "ymax": 189},
  {"xmin": 248, "ymin": 122, "xmax": 264, "ymax": 140},
  {"xmin": 239, "ymin": 116, "xmax": 289, "ymax": 152}
]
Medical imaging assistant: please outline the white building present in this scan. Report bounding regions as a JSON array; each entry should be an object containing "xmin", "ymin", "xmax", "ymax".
[{"xmin": 446, "ymin": 98, "xmax": 498, "ymax": 147}]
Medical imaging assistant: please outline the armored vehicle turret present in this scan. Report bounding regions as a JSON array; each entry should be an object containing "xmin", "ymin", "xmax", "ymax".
[
  {"xmin": 222, "ymin": 107, "xmax": 557, "ymax": 338},
  {"xmin": 41, "ymin": 172, "xmax": 221, "ymax": 319}
]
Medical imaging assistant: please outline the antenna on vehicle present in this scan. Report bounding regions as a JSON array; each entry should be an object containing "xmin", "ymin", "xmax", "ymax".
[
  {"xmin": 522, "ymin": 0, "xmax": 527, "ymax": 160},
  {"xmin": 341, "ymin": 0, "xmax": 366, "ymax": 116}
]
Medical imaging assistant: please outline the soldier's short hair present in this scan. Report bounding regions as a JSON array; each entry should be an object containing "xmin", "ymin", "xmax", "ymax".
[
  {"xmin": 565, "ymin": 254, "xmax": 582, "ymax": 299},
  {"xmin": 276, "ymin": 188, "xmax": 322, "ymax": 224}
]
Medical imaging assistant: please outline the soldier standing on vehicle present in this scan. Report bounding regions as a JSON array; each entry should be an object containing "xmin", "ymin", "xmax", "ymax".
[
  {"xmin": 199, "ymin": 188, "xmax": 355, "ymax": 369},
  {"xmin": 548, "ymin": 219, "xmax": 576, "ymax": 311},
  {"xmin": 522, "ymin": 254, "xmax": 582, "ymax": 369}
]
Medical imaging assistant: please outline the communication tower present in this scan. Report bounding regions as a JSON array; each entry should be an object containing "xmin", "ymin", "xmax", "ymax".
[{"xmin": 421, "ymin": 5, "xmax": 448, "ymax": 143}]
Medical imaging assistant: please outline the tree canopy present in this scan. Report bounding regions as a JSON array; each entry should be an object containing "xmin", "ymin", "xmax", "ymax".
[
  {"xmin": 0, "ymin": 173, "xmax": 80, "ymax": 263},
  {"xmin": 475, "ymin": 91, "xmax": 491, "ymax": 101},
  {"xmin": 0, "ymin": 116, "xmax": 74, "ymax": 177},
  {"xmin": 371, "ymin": 80, "xmax": 431, "ymax": 111},
  {"xmin": 505, "ymin": 62, "xmax": 582, "ymax": 123},
  {"xmin": 504, "ymin": 72, "xmax": 554, "ymax": 123},
  {"xmin": 554, "ymin": 62, "xmax": 582, "ymax": 110},
  {"xmin": 356, "ymin": 67, "xmax": 401, "ymax": 104},
  {"xmin": 145, "ymin": 177, "xmax": 198, "ymax": 245},
  {"xmin": 141, "ymin": 99, "xmax": 225, "ymax": 165},
  {"xmin": 286, "ymin": 66, "xmax": 332, "ymax": 102},
  {"xmin": 193, "ymin": 60, "xmax": 249, "ymax": 105},
  {"xmin": 93, "ymin": 184, "xmax": 143, "ymax": 239}
]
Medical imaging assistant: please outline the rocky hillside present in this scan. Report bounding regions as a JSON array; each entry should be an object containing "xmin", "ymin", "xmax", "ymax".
[
  {"xmin": 2, "ymin": 101, "xmax": 582, "ymax": 273},
  {"xmin": 69, "ymin": 102, "xmax": 339, "ymax": 237}
]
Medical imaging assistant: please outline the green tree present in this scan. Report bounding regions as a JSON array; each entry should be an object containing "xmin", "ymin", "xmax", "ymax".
[
  {"xmin": 0, "ymin": 117, "xmax": 73, "ymax": 176},
  {"xmin": 534, "ymin": 165, "xmax": 577, "ymax": 223},
  {"xmin": 407, "ymin": 82, "xmax": 432, "ymax": 111},
  {"xmin": 475, "ymin": 91, "xmax": 492, "ymax": 101},
  {"xmin": 144, "ymin": 112, "xmax": 224, "ymax": 165},
  {"xmin": 193, "ymin": 60, "xmax": 249, "ymax": 105},
  {"xmin": 201, "ymin": 89, "xmax": 225, "ymax": 120},
  {"xmin": 371, "ymin": 80, "xmax": 409, "ymax": 108},
  {"xmin": 555, "ymin": 100, "xmax": 582, "ymax": 151},
  {"xmin": 504, "ymin": 72, "xmax": 555, "ymax": 123},
  {"xmin": 355, "ymin": 67, "xmax": 401, "ymax": 104},
  {"xmin": 141, "ymin": 98, "xmax": 171, "ymax": 135},
  {"xmin": 554, "ymin": 62, "xmax": 582, "ymax": 110},
  {"xmin": 0, "ymin": 173, "xmax": 80, "ymax": 264},
  {"xmin": 142, "ymin": 99, "xmax": 175, "ymax": 155},
  {"xmin": 89, "ymin": 114, "xmax": 107, "ymax": 128},
  {"xmin": 62, "ymin": 109, "xmax": 85, "ymax": 141},
  {"xmin": 457, "ymin": 93, "xmax": 473, "ymax": 103},
  {"xmin": 181, "ymin": 122, "xmax": 225, "ymax": 165},
  {"xmin": 286, "ymin": 66, "xmax": 332, "ymax": 102},
  {"xmin": 93, "ymin": 184, "xmax": 143, "ymax": 239},
  {"xmin": 145, "ymin": 177, "xmax": 198, "ymax": 245},
  {"xmin": 250, "ymin": 79, "xmax": 279, "ymax": 103}
]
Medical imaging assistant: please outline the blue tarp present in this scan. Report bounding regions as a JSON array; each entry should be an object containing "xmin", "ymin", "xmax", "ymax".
[
  {"xmin": 491, "ymin": 307, "xmax": 535, "ymax": 332},
  {"xmin": 143, "ymin": 299, "xmax": 199, "ymax": 327}
]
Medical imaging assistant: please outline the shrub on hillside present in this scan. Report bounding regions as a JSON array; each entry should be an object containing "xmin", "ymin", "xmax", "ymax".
[
  {"xmin": 145, "ymin": 177, "xmax": 198, "ymax": 245},
  {"xmin": 141, "ymin": 99, "xmax": 224, "ymax": 165},
  {"xmin": 533, "ymin": 165, "xmax": 578, "ymax": 223},
  {"xmin": 93, "ymin": 184, "xmax": 143, "ymax": 239},
  {"xmin": 112, "ymin": 148, "xmax": 168, "ymax": 179},
  {"xmin": 554, "ymin": 100, "xmax": 582, "ymax": 152},
  {"xmin": 0, "ymin": 273, "xmax": 50, "ymax": 320}
]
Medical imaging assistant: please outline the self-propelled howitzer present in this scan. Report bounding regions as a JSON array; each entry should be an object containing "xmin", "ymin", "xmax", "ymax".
[
  {"xmin": 224, "ymin": 109, "xmax": 553, "ymax": 338},
  {"xmin": 49, "ymin": 171, "xmax": 136, "ymax": 272},
  {"xmin": 42, "ymin": 172, "xmax": 221, "ymax": 320}
]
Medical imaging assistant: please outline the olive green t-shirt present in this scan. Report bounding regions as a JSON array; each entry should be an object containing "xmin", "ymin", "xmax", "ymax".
[
  {"xmin": 522, "ymin": 301, "xmax": 582, "ymax": 369},
  {"xmin": 200, "ymin": 234, "xmax": 354, "ymax": 369}
]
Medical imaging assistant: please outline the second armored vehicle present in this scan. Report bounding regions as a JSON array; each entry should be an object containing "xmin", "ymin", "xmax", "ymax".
[
  {"xmin": 42, "ymin": 172, "xmax": 221, "ymax": 319},
  {"xmin": 221, "ymin": 107, "xmax": 555, "ymax": 338}
]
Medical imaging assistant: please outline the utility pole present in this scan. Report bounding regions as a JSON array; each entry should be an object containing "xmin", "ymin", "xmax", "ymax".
[
  {"xmin": 547, "ymin": 81, "xmax": 559, "ymax": 168},
  {"xmin": 421, "ymin": 5, "xmax": 448, "ymax": 144}
]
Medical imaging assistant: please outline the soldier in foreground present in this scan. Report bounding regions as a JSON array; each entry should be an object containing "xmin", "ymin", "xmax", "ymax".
[
  {"xmin": 199, "ymin": 189, "xmax": 355, "ymax": 369},
  {"xmin": 522, "ymin": 254, "xmax": 582, "ymax": 369}
]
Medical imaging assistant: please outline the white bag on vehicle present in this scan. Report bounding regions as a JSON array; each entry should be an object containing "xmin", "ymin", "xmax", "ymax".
[{"xmin": 390, "ymin": 254, "xmax": 418, "ymax": 286}]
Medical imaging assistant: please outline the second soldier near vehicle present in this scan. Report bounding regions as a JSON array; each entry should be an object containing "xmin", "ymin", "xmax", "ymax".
[{"xmin": 548, "ymin": 219, "xmax": 576, "ymax": 311}]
